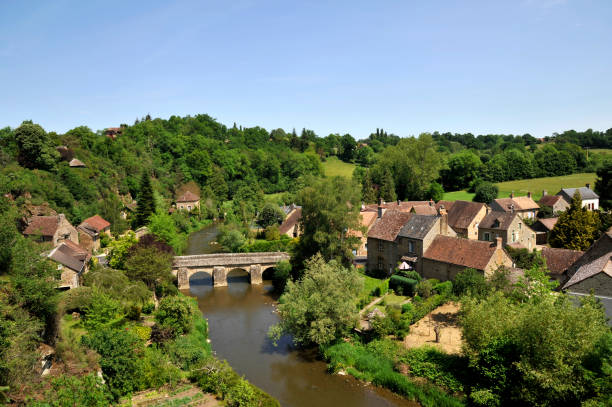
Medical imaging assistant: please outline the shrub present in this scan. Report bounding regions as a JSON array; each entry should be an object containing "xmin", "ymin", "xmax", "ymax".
[
  {"xmin": 126, "ymin": 304, "xmax": 141, "ymax": 321},
  {"xmin": 142, "ymin": 302, "xmax": 155, "ymax": 314},
  {"xmin": 83, "ymin": 294, "xmax": 124, "ymax": 331},
  {"xmin": 155, "ymin": 295, "xmax": 196, "ymax": 338},
  {"xmin": 61, "ymin": 286, "xmax": 94, "ymax": 313},
  {"xmin": 34, "ymin": 374, "xmax": 111, "ymax": 406},
  {"xmin": 397, "ymin": 270, "xmax": 422, "ymax": 282},
  {"xmin": 389, "ymin": 276, "xmax": 418, "ymax": 296},
  {"xmin": 434, "ymin": 281, "xmax": 453, "ymax": 297},
  {"xmin": 453, "ymin": 268, "xmax": 488, "ymax": 298},
  {"xmin": 142, "ymin": 347, "xmax": 182, "ymax": 389},
  {"xmin": 416, "ymin": 279, "xmax": 434, "ymax": 298},
  {"xmin": 272, "ymin": 260, "xmax": 291, "ymax": 293},
  {"xmin": 132, "ymin": 325, "xmax": 151, "ymax": 342}
]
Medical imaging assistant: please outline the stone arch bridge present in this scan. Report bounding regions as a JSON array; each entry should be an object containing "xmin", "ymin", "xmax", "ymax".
[{"xmin": 172, "ymin": 252, "xmax": 290, "ymax": 289}]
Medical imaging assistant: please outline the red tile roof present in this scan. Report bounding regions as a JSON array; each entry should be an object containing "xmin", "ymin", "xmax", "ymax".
[
  {"xmin": 424, "ymin": 235, "xmax": 500, "ymax": 270},
  {"xmin": 368, "ymin": 211, "xmax": 413, "ymax": 241},
  {"xmin": 493, "ymin": 196, "xmax": 540, "ymax": 211},
  {"xmin": 348, "ymin": 211, "xmax": 378, "ymax": 238},
  {"xmin": 80, "ymin": 215, "xmax": 110, "ymax": 232},
  {"xmin": 445, "ymin": 200, "xmax": 485, "ymax": 230},
  {"xmin": 177, "ymin": 191, "xmax": 200, "ymax": 202},
  {"xmin": 537, "ymin": 217, "xmax": 558, "ymax": 231},
  {"xmin": 541, "ymin": 247, "xmax": 584, "ymax": 275},
  {"xmin": 23, "ymin": 216, "xmax": 61, "ymax": 237},
  {"xmin": 411, "ymin": 205, "xmax": 438, "ymax": 215},
  {"xmin": 539, "ymin": 194, "xmax": 562, "ymax": 207}
]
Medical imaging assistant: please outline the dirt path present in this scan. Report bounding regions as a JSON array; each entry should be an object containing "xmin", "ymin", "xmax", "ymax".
[
  {"xmin": 403, "ymin": 302, "xmax": 463, "ymax": 354},
  {"xmin": 359, "ymin": 293, "xmax": 388, "ymax": 316}
]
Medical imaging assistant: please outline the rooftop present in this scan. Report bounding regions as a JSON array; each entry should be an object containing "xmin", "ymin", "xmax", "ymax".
[
  {"xmin": 541, "ymin": 247, "xmax": 584, "ymax": 275},
  {"xmin": 424, "ymin": 235, "xmax": 501, "ymax": 270},
  {"xmin": 563, "ymin": 230, "xmax": 612, "ymax": 289},
  {"xmin": 368, "ymin": 211, "xmax": 413, "ymax": 241},
  {"xmin": 398, "ymin": 215, "xmax": 439, "ymax": 240},
  {"xmin": 445, "ymin": 200, "xmax": 485, "ymax": 230},
  {"xmin": 177, "ymin": 191, "xmax": 200, "ymax": 202},
  {"xmin": 79, "ymin": 215, "xmax": 110, "ymax": 233},
  {"xmin": 559, "ymin": 187, "xmax": 599, "ymax": 201},
  {"xmin": 479, "ymin": 211, "xmax": 518, "ymax": 231},
  {"xmin": 23, "ymin": 215, "xmax": 65, "ymax": 237}
]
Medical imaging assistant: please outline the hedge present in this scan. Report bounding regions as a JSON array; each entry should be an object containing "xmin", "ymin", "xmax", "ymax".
[{"xmin": 389, "ymin": 276, "xmax": 418, "ymax": 296}]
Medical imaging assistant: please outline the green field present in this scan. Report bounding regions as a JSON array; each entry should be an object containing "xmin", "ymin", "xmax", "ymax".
[
  {"xmin": 588, "ymin": 148, "xmax": 612, "ymax": 155},
  {"xmin": 321, "ymin": 156, "xmax": 357, "ymax": 178},
  {"xmin": 443, "ymin": 172, "xmax": 597, "ymax": 202}
]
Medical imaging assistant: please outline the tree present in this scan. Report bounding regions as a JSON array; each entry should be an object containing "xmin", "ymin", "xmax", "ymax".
[
  {"xmin": 14, "ymin": 121, "xmax": 58, "ymax": 170},
  {"xmin": 292, "ymin": 177, "xmax": 362, "ymax": 273},
  {"xmin": 135, "ymin": 172, "xmax": 155, "ymax": 227},
  {"xmin": 473, "ymin": 181, "xmax": 498, "ymax": 203},
  {"xmin": 452, "ymin": 268, "xmax": 488, "ymax": 298},
  {"xmin": 441, "ymin": 151, "xmax": 483, "ymax": 191},
  {"xmin": 426, "ymin": 182, "xmax": 444, "ymax": 202},
  {"xmin": 361, "ymin": 170, "xmax": 377, "ymax": 204},
  {"xmin": 36, "ymin": 374, "xmax": 111, "ymax": 406},
  {"xmin": 595, "ymin": 159, "xmax": 612, "ymax": 210},
  {"xmin": 124, "ymin": 247, "xmax": 173, "ymax": 290},
  {"xmin": 354, "ymin": 145, "xmax": 374, "ymax": 166},
  {"xmin": 268, "ymin": 254, "xmax": 363, "ymax": 346},
  {"xmin": 108, "ymin": 232, "xmax": 138, "ymax": 270},
  {"xmin": 549, "ymin": 191, "xmax": 600, "ymax": 251},
  {"xmin": 339, "ymin": 134, "xmax": 356, "ymax": 162},
  {"xmin": 257, "ymin": 203, "xmax": 285, "ymax": 228},
  {"xmin": 154, "ymin": 295, "xmax": 196, "ymax": 338},
  {"xmin": 217, "ymin": 225, "xmax": 246, "ymax": 252},
  {"xmin": 379, "ymin": 168, "xmax": 397, "ymax": 202}
]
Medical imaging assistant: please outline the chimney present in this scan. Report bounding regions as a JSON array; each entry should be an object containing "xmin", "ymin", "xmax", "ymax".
[
  {"xmin": 510, "ymin": 203, "xmax": 515, "ymax": 213},
  {"xmin": 586, "ymin": 183, "xmax": 591, "ymax": 189},
  {"xmin": 397, "ymin": 199, "xmax": 401, "ymax": 206},
  {"xmin": 542, "ymin": 190, "xmax": 547, "ymax": 196},
  {"xmin": 510, "ymin": 191, "xmax": 514, "ymax": 199},
  {"xmin": 496, "ymin": 236, "xmax": 503, "ymax": 249},
  {"xmin": 439, "ymin": 209, "xmax": 448, "ymax": 236},
  {"xmin": 429, "ymin": 199, "xmax": 434, "ymax": 206},
  {"xmin": 527, "ymin": 191, "xmax": 531, "ymax": 199},
  {"xmin": 377, "ymin": 204, "xmax": 383, "ymax": 219}
]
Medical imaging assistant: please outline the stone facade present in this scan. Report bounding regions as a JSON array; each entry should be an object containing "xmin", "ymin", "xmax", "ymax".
[
  {"xmin": 478, "ymin": 211, "xmax": 536, "ymax": 250},
  {"xmin": 23, "ymin": 214, "xmax": 79, "ymax": 247}
]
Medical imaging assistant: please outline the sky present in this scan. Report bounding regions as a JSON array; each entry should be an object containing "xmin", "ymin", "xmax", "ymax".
[{"xmin": 0, "ymin": 0, "xmax": 611, "ymax": 139}]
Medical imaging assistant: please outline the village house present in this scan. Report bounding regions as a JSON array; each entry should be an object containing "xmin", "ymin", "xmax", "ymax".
[
  {"xmin": 478, "ymin": 210, "xmax": 536, "ymax": 250},
  {"xmin": 23, "ymin": 214, "xmax": 79, "ymax": 246},
  {"xmin": 77, "ymin": 215, "xmax": 111, "ymax": 252},
  {"xmin": 279, "ymin": 204, "xmax": 302, "ymax": 238},
  {"xmin": 489, "ymin": 192, "xmax": 540, "ymax": 219},
  {"xmin": 48, "ymin": 240, "xmax": 91, "ymax": 289},
  {"xmin": 176, "ymin": 191, "xmax": 200, "ymax": 211},
  {"xmin": 557, "ymin": 184, "xmax": 599, "ymax": 210},
  {"xmin": 562, "ymin": 229, "xmax": 612, "ymax": 323},
  {"xmin": 396, "ymin": 212, "xmax": 456, "ymax": 274},
  {"xmin": 531, "ymin": 217, "xmax": 558, "ymax": 245},
  {"xmin": 436, "ymin": 200, "xmax": 487, "ymax": 239},
  {"xmin": 349, "ymin": 210, "xmax": 378, "ymax": 257},
  {"xmin": 422, "ymin": 236, "xmax": 513, "ymax": 281},
  {"xmin": 539, "ymin": 191, "xmax": 569, "ymax": 214},
  {"xmin": 366, "ymin": 210, "xmax": 414, "ymax": 275},
  {"xmin": 540, "ymin": 247, "xmax": 584, "ymax": 285}
]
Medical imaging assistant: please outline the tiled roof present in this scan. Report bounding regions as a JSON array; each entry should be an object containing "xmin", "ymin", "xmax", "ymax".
[
  {"xmin": 479, "ymin": 211, "xmax": 518, "ymax": 231},
  {"xmin": 398, "ymin": 215, "xmax": 438, "ymax": 240},
  {"xmin": 368, "ymin": 211, "xmax": 413, "ymax": 241},
  {"xmin": 279, "ymin": 207, "xmax": 302, "ymax": 235},
  {"xmin": 559, "ymin": 187, "xmax": 599, "ymax": 201},
  {"xmin": 445, "ymin": 200, "xmax": 485, "ymax": 230},
  {"xmin": 541, "ymin": 247, "xmax": 584, "ymax": 275},
  {"xmin": 79, "ymin": 215, "xmax": 110, "ymax": 233},
  {"xmin": 23, "ymin": 216, "xmax": 60, "ymax": 237},
  {"xmin": 493, "ymin": 196, "xmax": 539, "ymax": 211},
  {"xmin": 539, "ymin": 194, "xmax": 562, "ymax": 207},
  {"xmin": 424, "ymin": 235, "xmax": 500, "ymax": 270},
  {"xmin": 177, "ymin": 191, "xmax": 200, "ymax": 202},
  {"xmin": 435, "ymin": 200, "xmax": 455, "ymax": 212},
  {"xmin": 411, "ymin": 205, "xmax": 438, "ymax": 215},
  {"xmin": 348, "ymin": 211, "xmax": 378, "ymax": 238},
  {"xmin": 48, "ymin": 241, "xmax": 90, "ymax": 273},
  {"xmin": 563, "ymin": 231, "xmax": 612, "ymax": 289},
  {"xmin": 363, "ymin": 201, "xmax": 430, "ymax": 213},
  {"xmin": 537, "ymin": 217, "xmax": 558, "ymax": 231}
]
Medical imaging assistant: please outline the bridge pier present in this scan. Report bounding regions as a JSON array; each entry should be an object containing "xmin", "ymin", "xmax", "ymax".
[
  {"xmin": 213, "ymin": 266, "xmax": 227, "ymax": 287},
  {"xmin": 250, "ymin": 265, "xmax": 262, "ymax": 285},
  {"xmin": 177, "ymin": 268, "xmax": 189, "ymax": 290}
]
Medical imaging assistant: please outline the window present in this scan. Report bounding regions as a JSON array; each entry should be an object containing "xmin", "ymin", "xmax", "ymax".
[
  {"xmin": 378, "ymin": 240, "xmax": 384, "ymax": 252},
  {"xmin": 484, "ymin": 232, "xmax": 490, "ymax": 241},
  {"xmin": 377, "ymin": 257, "xmax": 384, "ymax": 270},
  {"xmin": 408, "ymin": 241, "xmax": 415, "ymax": 253}
]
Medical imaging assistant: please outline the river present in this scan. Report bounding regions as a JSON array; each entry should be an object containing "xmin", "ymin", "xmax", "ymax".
[{"xmin": 183, "ymin": 224, "xmax": 415, "ymax": 407}]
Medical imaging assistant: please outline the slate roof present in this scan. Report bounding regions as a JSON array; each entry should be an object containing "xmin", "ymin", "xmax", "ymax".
[
  {"xmin": 563, "ymin": 231, "xmax": 612, "ymax": 289},
  {"xmin": 541, "ymin": 247, "xmax": 584, "ymax": 275},
  {"xmin": 558, "ymin": 187, "xmax": 599, "ymax": 201},
  {"xmin": 368, "ymin": 211, "xmax": 413, "ymax": 241},
  {"xmin": 79, "ymin": 215, "xmax": 110, "ymax": 234},
  {"xmin": 492, "ymin": 196, "xmax": 539, "ymax": 212},
  {"xmin": 48, "ymin": 241, "xmax": 90, "ymax": 273},
  {"xmin": 177, "ymin": 191, "xmax": 200, "ymax": 202},
  {"xmin": 398, "ymin": 215, "xmax": 438, "ymax": 240},
  {"xmin": 424, "ymin": 235, "xmax": 500, "ymax": 270},
  {"xmin": 479, "ymin": 211, "xmax": 518, "ymax": 231},
  {"xmin": 539, "ymin": 194, "xmax": 563, "ymax": 207},
  {"xmin": 445, "ymin": 200, "xmax": 485, "ymax": 230},
  {"xmin": 23, "ymin": 216, "xmax": 61, "ymax": 237},
  {"xmin": 279, "ymin": 207, "xmax": 302, "ymax": 235}
]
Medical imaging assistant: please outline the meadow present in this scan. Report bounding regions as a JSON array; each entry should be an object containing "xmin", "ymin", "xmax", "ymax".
[{"xmin": 321, "ymin": 156, "xmax": 357, "ymax": 178}]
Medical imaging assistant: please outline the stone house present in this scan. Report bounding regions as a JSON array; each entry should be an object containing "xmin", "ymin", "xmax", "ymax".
[
  {"xmin": 490, "ymin": 192, "xmax": 539, "ymax": 219},
  {"xmin": 540, "ymin": 247, "xmax": 584, "ymax": 285},
  {"xmin": 176, "ymin": 191, "xmax": 200, "ymax": 211},
  {"xmin": 366, "ymin": 210, "xmax": 414, "ymax": 275},
  {"xmin": 478, "ymin": 211, "xmax": 536, "ymax": 250},
  {"xmin": 78, "ymin": 215, "xmax": 111, "ymax": 252},
  {"xmin": 436, "ymin": 200, "xmax": 487, "ymax": 239},
  {"xmin": 562, "ymin": 229, "xmax": 612, "ymax": 323},
  {"xmin": 48, "ymin": 240, "xmax": 91, "ymax": 289},
  {"xmin": 349, "ymin": 210, "xmax": 378, "ymax": 256},
  {"xmin": 396, "ymin": 212, "xmax": 456, "ymax": 274},
  {"xmin": 422, "ymin": 236, "xmax": 513, "ymax": 281},
  {"xmin": 23, "ymin": 214, "xmax": 79, "ymax": 246},
  {"xmin": 279, "ymin": 204, "xmax": 302, "ymax": 238},
  {"xmin": 557, "ymin": 184, "xmax": 599, "ymax": 210},
  {"xmin": 531, "ymin": 217, "xmax": 558, "ymax": 245},
  {"xmin": 539, "ymin": 192, "xmax": 569, "ymax": 214}
]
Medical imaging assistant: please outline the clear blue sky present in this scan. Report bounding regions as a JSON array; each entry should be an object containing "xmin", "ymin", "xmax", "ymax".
[{"xmin": 1, "ymin": 0, "xmax": 610, "ymax": 139}]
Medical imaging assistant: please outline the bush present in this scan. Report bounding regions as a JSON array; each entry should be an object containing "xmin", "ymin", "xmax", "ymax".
[
  {"xmin": 365, "ymin": 267, "xmax": 389, "ymax": 279},
  {"xmin": 126, "ymin": 304, "xmax": 141, "ymax": 321},
  {"xmin": 142, "ymin": 347, "xmax": 182, "ymax": 389},
  {"xmin": 83, "ymin": 294, "xmax": 125, "ymax": 331},
  {"xmin": 33, "ymin": 374, "xmax": 111, "ymax": 406},
  {"xmin": 61, "ymin": 286, "xmax": 94, "ymax": 313},
  {"xmin": 272, "ymin": 260, "xmax": 291, "ymax": 293},
  {"xmin": 142, "ymin": 302, "xmax": 155, "ymax": 314},
  {"xmin": 416, "ymin": 279, "xmax": 434, "ymax": 298},
  {"xmin": 434, "ymin": 281, "xmax": 453, "ymax": 297},
  {"xmin": 389, "ymin": 276, "xmax": 418, "ymax": 296},
  {"xmin": 397, "ymin": 270, "xmax": 422, "ymax": 282},
  {"xmin": 453, "ymin": 268, "xmax": 488, "ymax": 298},
  {"xmin": 473, "ymin": 182, "xmax": 498, "ymax": 203},
  {"xmin": 155, "ymin": 295, "xmax": 197, "ymax": 338}
]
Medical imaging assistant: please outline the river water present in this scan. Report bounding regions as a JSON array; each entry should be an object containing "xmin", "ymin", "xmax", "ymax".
[{"xmin": 183, "ymin": 225, "xmax": 415, "ymax": 407}]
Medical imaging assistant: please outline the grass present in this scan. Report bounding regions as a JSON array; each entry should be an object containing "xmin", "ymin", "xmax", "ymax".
[
  {"xmin": 321, "ymin": 156, "xmax": 357, "ymax": 178},
  {"xmin": 588, "ymin": 148, "xmax": 612, "ymax": 155},
  {"xmin": 443, "ymin": 172, "xmax": 597, "ymax": 202},
  {"xmin": 381, "ymin": 293, "xmax": 408, "ymax": 307}
]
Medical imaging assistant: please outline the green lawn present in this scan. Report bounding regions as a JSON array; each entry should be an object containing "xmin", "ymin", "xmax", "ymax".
[
  {"xmin": 589, "ymin": 148, "xmax": 612, "ymax": 155},
  {"xmin": 443, "ymin": 172, "xmax": 597, "ymax": 202},
  {"xmin": 321, "ymin": 156, "xmax": 357, "ymax": 178}
]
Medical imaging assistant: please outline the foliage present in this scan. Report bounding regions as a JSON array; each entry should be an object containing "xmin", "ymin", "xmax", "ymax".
[
  {"xmin": 218, "ymin": 223, "xmax": 247, "ymax": 252},
  {"xmin": 14, "ymin": 121, "xmax": 58, "ymax": 170},
  {"xmin": 107, "ymin": 232, "xmax": 138, "ymax": 269},
  {"xmin": 33, "ymin": 374, "xmax": 112, "ymax": 407},
  {"xmin": 416, "ymin": 279, "xmax": 434, "ymax": 298},
  {"xmin": 125, "ymin": 246, "xmax": 174, "ymax": 290},
  {"xmin": 292, "ymin": 176, "xmax": 362, "ymax": 272},
  {"xmin": 148, "ymin": 211, "xmax": 184, "ymax": 252},
  {"xmin": 399, "ymin": 345, "xmax": 467, "ymax": 393},
  {"xmin": 427, "ymin": 182, "xmax": 444, "ymax": 201},
  {"xmin": 83, "ymin": 267, "xmax": 152, "ymax": 305},
  {"xmin": 155, "ymin": 295, "xmax": 197, "ymax": 338},
  {"xmin": 271, "ymin": 260, "xmax": 291, "ymax": 293},
  {"xmin": 473, "ymin": 182, "xmax": 498, "ymax": 203},
  {"xmin": 396, "ymin": 270, "xmax": 422, "ymax": 282},
  {"xmin": 135, "ymin": 172, "xmax": 155, "ymax": 227},
  {"xmin": 83, "ymin": 293, "xmax": 124, "ymax": 330},
  {"xmin": 389, "ymin": 275, "xmax": 418, "ymax": 296},
  {"xmin": 257, "ymin": 203, "xmax": 285, "ymax": 228},
  {"xmin": 452, "ymin": 268, "xmax": 488, "ymax": 298},
  {"xmin": 505, "ymin": 247, "xmax": 546, "ymax": 270},
  {"xmin": 549, "ymin": 191, "xmax": 600, "ymax": 250},
  {"xmin": 441, "ymin": 151, "xmax": 483, "ymax": 191},
  {"xmin": 269, "ymin": 254, "xmax": 363, "ymax": 346},
  {"xmin": 594, "ymin": 159, "xmax": 612, "ymax": 210}
]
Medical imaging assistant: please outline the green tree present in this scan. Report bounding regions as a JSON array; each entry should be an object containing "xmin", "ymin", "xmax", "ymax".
[
  {"xmin": 355, "ymin": 145, "xmax": 374, "ymax": 166},
  {"xmin": 361, "ymin": 170, "xmax": 377, "ymax": 204},
  {"xmin": 124, "ymin": 246, "xmax": 173, "ymax": 290},
  {"xmin": 108, "ymin": 232, "xmax": 138, "ymax": 270},
  {"xmin": 154, "ymin": 295, "xmax": 196, "ymax": 338},
  {"xmin": 595, "ymin": 159, "xmax": 612, "ymax": 210},
  {"xmin": 379, "ymin": 168, "xmax": 397, "ymax": 202},
  {"xmin": 549, "ymin": 192, "xmax": 600, "ymax": 250},
  {"xmin": 452, "ymin": 268, "xmax": 488, "ymax": 298},
  {"xmin": 217, "ymin": 224, "xmax": 247, "ymax": 252},
  {"xmin": 426, "ymin": 182, "xmax": 444, "ymax": 202},
  {"xmin": 339, "ymin": 134, "xmax": 356, "ymax": 162},
  {"xmin": 292, "ymin": 177, "xmax": 362, "ymax": 272},
  {"xmin": 473, "ymin": 181, "xmax": 498, "ymax": 203},
  {"xmin": 441, "ymin": 151, "xmax": 483, "ymax": 191},
  {"xmin": 257, "ymin": 203, "xmax": 285, "ymax": 228},
  {"xmin": 269, "ymin": 254, "xmax": 363, "ymax": 346},
  {"xmin": 14, "ymin": 121, "xmax": 58, "ymax": 170},
  {"xmin": 135, "ymin": 172, "xmax": 155, "ymax": 227}
]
